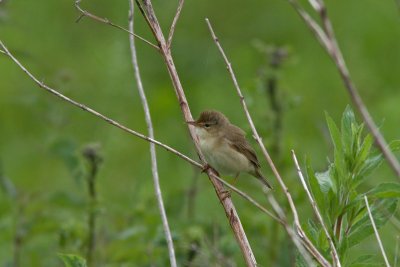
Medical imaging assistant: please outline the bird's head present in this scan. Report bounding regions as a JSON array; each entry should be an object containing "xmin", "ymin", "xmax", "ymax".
[{"xmin": 187, "ymin": 110, "xmax": 229, "ymax": 135}]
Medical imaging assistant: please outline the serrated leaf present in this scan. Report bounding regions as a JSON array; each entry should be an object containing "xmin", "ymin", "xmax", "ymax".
[
  {"xmin": 347, "ymin": 198, "xmax": 397, "ymax": 247},
  {"xmin": 366, "ymin": 182, "xmax": 400, "ymax": 198},
  {"xmin": 58, "ymin": 253, "xmax": 87, "ymax": 267}
]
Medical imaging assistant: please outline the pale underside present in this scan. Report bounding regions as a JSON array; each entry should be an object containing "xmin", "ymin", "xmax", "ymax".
[{"xmin": 195, "ymin": 127, "xmax": 255, "ymax": 176}]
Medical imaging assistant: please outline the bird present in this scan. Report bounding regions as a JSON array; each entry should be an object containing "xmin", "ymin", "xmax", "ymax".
[{"xmin": 187, "ymin": 110, "xmax": 272, "ymax": 189}]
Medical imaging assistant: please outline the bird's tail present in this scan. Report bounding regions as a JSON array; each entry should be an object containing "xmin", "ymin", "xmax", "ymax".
[{"xmin": 254, "ymin": 169, "xmax": 273, "ymax": 190}]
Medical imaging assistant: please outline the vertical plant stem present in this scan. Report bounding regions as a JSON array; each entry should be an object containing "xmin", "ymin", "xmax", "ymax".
[
  {"xmin": 292, "ymin": 150, "xmax": 341, "ymax": 267},
  {"xmin": 83, "ymin": 145, "xmax": 102, "ymax": 266},
  {"xmin": 364, "ymin": 196, "xmax": 391, "ymax": 267},
  {"xmin": 129, "ymin": 1, "xmax": 177, "ymax": 266},
  {"xmin": 205, "ymin": 17, "xmax": 330, "ymax": 267}
]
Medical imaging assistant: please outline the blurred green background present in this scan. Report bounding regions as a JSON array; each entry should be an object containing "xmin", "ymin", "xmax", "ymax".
[{"xmin": 0, "ymin": 0, "xmax": 399, "ymax": 266}]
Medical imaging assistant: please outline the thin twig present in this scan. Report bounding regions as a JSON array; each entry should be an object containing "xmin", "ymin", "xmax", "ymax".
[
  {"xmin": 205, "ymin": 18, "xmax": 331, "ymax": 267},
  {"xmin": 292, "ymin": 150, "xmax": 341, "ymax": 267},
  {"xmin": 288, "ymin": 0, "xmax": 400, "ymax": 178},
  {"xmin": 136, "ymin": 2, "xmax": 258, "ymax": 266},
  {"xmin": 128, "ymin": 1, "xmax": 177, "ymax": 266},
  {"xmin": 167, "ymin": 0, "xmax": 185, "ymax": 48},
  {"xmin": 364, "ymin": 196, "xmax": 391, "ymax": 267},
  {"xmin": 74, "ymin": 0, "xmax": 159, "ymax": 51},
  {"xmin": 0, "ymin": 40, "xmax": 195, "ymax": 166}
]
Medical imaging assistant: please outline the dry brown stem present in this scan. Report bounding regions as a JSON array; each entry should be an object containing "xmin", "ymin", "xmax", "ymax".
[
  {"xmin": 134, "ymin": 0, "xmax": 257, "ymax": 265},
  {"xmin": 292, "ymin": 150, "xmax": 341, "ymax": 266},
  {"xmin": 364, "ymin": 196, "xmax": 391, "ymax": 267},
  {"xmin": 74, "ymin": 0, "xmax": 159, "ymax": 51},
  {"xmin": 167, "ymin": 0, "xmax": 185, "ymax": 49},
  {"xmin": 205, "ymin": 18, "xmax": 331, "ymax": 267}
]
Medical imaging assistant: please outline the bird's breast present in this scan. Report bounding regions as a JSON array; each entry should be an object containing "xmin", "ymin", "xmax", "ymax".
[{"xmin": 195, "ymin": 129, "xmax": 253, "ymax": 175}]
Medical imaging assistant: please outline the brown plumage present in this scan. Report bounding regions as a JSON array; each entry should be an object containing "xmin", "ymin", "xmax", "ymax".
[{"xmin": 188, "ymin": 110, "xmax": 273, "ymax": 189}]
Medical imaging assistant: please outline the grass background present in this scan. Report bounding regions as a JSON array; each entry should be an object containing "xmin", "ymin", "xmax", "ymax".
[{"xmin": 0, "ymin": 0, "xmax": 399, "ymax": 266}]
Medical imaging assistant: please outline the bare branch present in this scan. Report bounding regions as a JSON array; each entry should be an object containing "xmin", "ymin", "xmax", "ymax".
[
  {"xmin": 74, "ymin": 0, "xmax": 160, "ymax": 51},
  {"xmin": 167, "ymin": 0, "xmax": 185, "ymax": 48},
  {"xmin": 128, "ymin": 1, "xmax": 176, "ymax": 266},
  {"xmin": 289, "ymin": 0, "xmax": 400, "ymax": 178},
  {"xmin": 292, "ymin": 150, "xmax": 341, "ymax": 267},
  {"xmin": 205, "ymin": 18, "xmax": 331, "ymax": 267},
  {"xmin": 0, "ymin": 40, "xmax": 193, "ymax": 166},
  {"xmin": 135, "ymin": 2, "xmax": 257, "ymax": 266},
  {"xmin": 364, "ymin": 196, "xmax": 391, "ymax": 267}
]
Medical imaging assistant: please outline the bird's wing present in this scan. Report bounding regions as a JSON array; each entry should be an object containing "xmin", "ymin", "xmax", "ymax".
[{"xmin": 225, "ymin": 125, "xmax": 261, "ymax": 168}]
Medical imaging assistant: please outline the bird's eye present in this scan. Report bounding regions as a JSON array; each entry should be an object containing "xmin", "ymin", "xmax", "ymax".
[{"xmin": 204, "ymin": 123, "xmax": 210, "ymax": 128}]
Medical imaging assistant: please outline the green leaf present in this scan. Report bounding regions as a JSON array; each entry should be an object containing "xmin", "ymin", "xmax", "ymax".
[
  {"xmin": 349, "ymin": 255, "xmax": 378, "ymax": 267},
  {"xmin": 58, "ymin": 253, "xmax": 87, "ymax": 267},
  {"xmin": 347, "ymin": 198, "xmax": 397, "ymax": 247},
  {"xmin": 389, "ymin": 140, "xmax": 400, "ymax": 152},
  {"xmin": 357, "ymin": 154, "xmax": 383, "ymax": 181},
  {"xmin": 304, "ymin": 219, "xmax": 319, "ymax": 245},
  {"xmin": 315, "ymin": 168, "xmax": 335, "ymax": 194},
  {"xmin": 341, "ymin": 106, "xmax": 356, "ymax": 152},
  {"xmin": 354, "ymin": 133, "xmax": 373, "ymax": 172},
  {"xmin": 325, "ymin": 112, "xmax": 347, "ymax": 181},
  {"xmin": 306, "ymin": 159, "xmax": 326, "ymax": 210},
  {"xmin": 325, "ymin": 112, "xmax": 342, "ymax": 151},
  {"xmin": 366, "ymin": 182, "xmax": 400, "ymax": 198}
]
